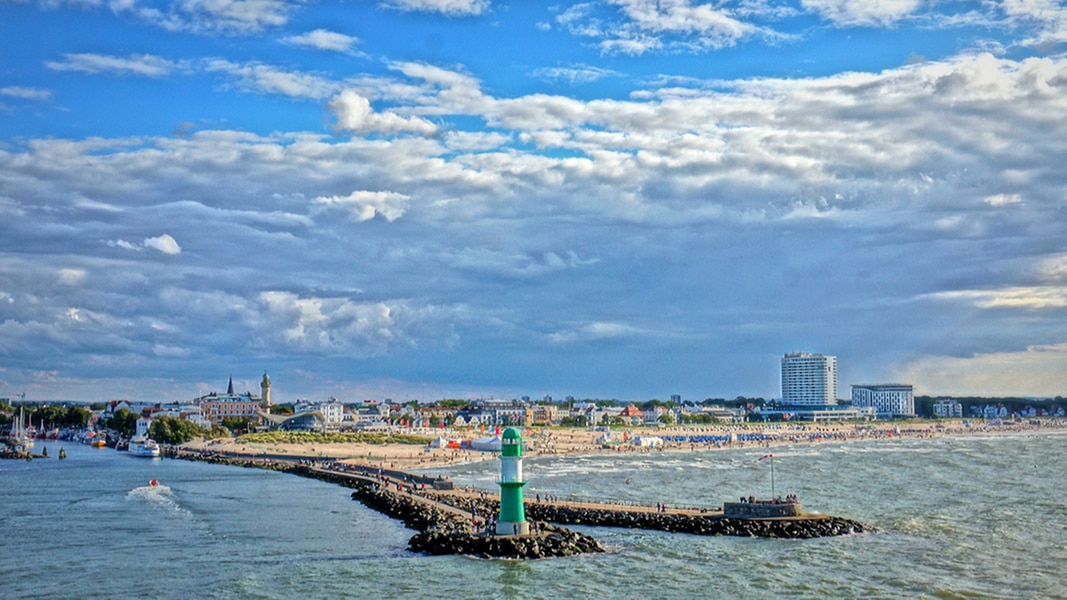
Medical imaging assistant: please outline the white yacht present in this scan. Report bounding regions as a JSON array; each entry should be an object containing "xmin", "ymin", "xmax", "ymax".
[{"xmin": 129, "ymin": 439, "xmax": 161, "ymax": 457}]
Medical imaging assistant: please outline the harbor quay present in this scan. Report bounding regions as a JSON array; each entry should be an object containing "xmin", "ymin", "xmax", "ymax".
[{"xmin": 166, "ymin": 444, "xmax": 875, "ymax": 558}]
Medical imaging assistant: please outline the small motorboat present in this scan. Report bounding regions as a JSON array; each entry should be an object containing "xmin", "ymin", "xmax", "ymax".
[{"xmin": 149, "ymin": 479, "xmax": 159, "ymax": 487}]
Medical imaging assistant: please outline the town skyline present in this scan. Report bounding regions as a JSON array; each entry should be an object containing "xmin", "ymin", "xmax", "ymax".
[{"xmin": 2, "ymin": 2, "xmax": 1066, "ymax": 403}]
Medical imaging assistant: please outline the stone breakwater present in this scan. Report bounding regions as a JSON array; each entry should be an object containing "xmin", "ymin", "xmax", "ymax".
[
  {"xmin": 349, "ymin": 481, "xmax": 606, "ymax": 559},
  {"xmin": 166, "ymin": 448, "xmax": 605, "ymax": 559},
  {"xmin": 429, "ymin": 493, "xmax": 875, "ymax": 539},
  {"xmin": 167, "ymin": 448, "xmax": 873, "ymax": 552}
]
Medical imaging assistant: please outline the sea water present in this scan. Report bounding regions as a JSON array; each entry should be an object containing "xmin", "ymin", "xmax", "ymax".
[{"xmin": 2, "ymin": 431, "xmax": 1065, "ymax": 599}]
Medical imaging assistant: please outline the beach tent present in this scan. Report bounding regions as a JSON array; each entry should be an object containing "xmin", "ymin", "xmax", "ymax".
[
  {"xmin": 471, "ymin": 436, "xmax": 502, "ymax": 452},
  {"xmin": 633, "ymin": 436, "xmax": 663, "ymax": 447}
]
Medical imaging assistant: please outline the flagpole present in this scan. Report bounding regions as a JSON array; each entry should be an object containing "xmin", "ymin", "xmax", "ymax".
[{"xmin": 770, "ymin": 454, "xmax": 775, "ymax": 500}]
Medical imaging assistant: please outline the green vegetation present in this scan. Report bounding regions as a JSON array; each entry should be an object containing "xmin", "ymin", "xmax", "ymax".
[
  {"xmin": 220, "ymin": 416, "xmax": 258, "ymax": 433},
  {"xmin": 149, "ymin": 416, "xmax": 207, "ymax": 444},
  {"xmin": 1, "ymin": 404, "xmax": 94, "ymax": 430},
  {"xmin": 207, "ymin": 425, "xmax": 232, "ymax": 439},
  {"xmin": 678, "ymin": 413, "xmax": 729, "ymax": 425},
  {"xmin": 269, "ymin": 403, "xmax": 294, "ymax": 415},
  {"xmin": 237, "ymin": 431, "xmax": 431, "ymax": 445},
  {"xmin": 105, "ymin": 408, "xmax": 140, "ymax": 437}
]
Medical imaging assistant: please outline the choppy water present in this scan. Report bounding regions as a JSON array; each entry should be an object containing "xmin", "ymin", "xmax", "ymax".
[{"xmin": 2, "ymin": 431, "xmax": 1065, "ymax": 599}]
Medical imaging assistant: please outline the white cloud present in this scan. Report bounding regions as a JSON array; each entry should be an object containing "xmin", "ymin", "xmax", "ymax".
[
  {"xmin": 547, "ymin": 321, "xmax": 652, "ymax": 344},
  {"xmin": 205, "ymin": 59, "xmax": 340, "ymax": 99},
  {"xmin": 108, "ymin": 236, "xmax": 183, "ymax": 254},
  {"xmin": 56, "ymin": 268, "xmax": 87, "ymax": 286},
  {"xmin": 108, "ymin": 239, "xmax": 141, "ymax": 251},
  {"xmin": 801, "ymin": 0, "xmax": 923, "ymax": 27},
  {"xmin": 328, "ymin": 89, "xmax": 440, "ymax": 136},
  {"xmin": 144, "ymin": 234, "xmax": 182, "ymax": 255},
  {"xmin": 928, "ymin": 287, "xmax": 1067, "ymax": 310},
  {"xmin": 45, "ymin": 53, "xmax": 179, "ymax": 77},
  {"xmin": 0, "ymin": 86, "xmax": 52, "ymax": 101},
  {"xmin": 282, "ymin": 29, "xmax": 360, "ymax": 53},
  {"xmin": 313, "ymin": 190, "xmax": 411, "ymax": 222},
  {"xmin": 532, "ymin": 64, "xmax": 620, "ymax": 84},
  {"xmin": 382, "ymin": 0, "xmax": 490, "ymax": 16},
  {"xmin": 152, "ymin": 344, "xmax": 189, "ymax": 358},
  {"xmin": 999, "ymin": 0, "xmax": 1067, "ymax": 48},
  {"xmin": 165, "ymin": 0, "xmax": 292, "ymax": 33},
  {"xmin": 896, "ymin": 344, "xmax": 1067, "ymax": 397},
  {"xmin": 983, "ymin": 193, "xmax": 1022, "ymax": 206},
  {"xmin": 255, "ymin": 291, "xmax": 454, "ymax": 355},
  {"xmin": 21, "ymin": 0, "xmax": 293, "ymax": 33},
  {"xmin": 556, "ymin": 0, "xmax": 772, "ymax": 55}
]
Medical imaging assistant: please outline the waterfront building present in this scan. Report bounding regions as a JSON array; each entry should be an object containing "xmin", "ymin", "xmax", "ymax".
[
  {"xmin": 642, "ymin": 405, "xmax": 668, "ymax": 425},
  {"xmin": 196, "ymin": 376, "xmax": 268, "ymax": 425},
  {"xmin": 490, "ymin": 404, "xmax": 527, "ymax": 426},
  {"xmin": 756, "ymin": 405, "xmax": 875, "ymax": 422},
  {"xmin": 620, "ymin": 405, "xmax": 644, "ymax": 426},
  {"xmin": 851, "ymin": 384, "xmax": 915, "ymax": 418},
  {"xmin": 933, "ymin": 399, "xmax": 963, "ymax": 418},
  {"xmin": 134, "ymin": 416, "xmax": 152, "ymax": 441},
  {"xmin": 280, "ymin": 412, "xmax": 324, "ymax": 432},
  {"xmin": 527, "ymin": 404, "xmax": 559, "ymax": 426},
  {"xmin": 781, "ymin": 353, "xmax": 838, "ymax": 406},
  {"xmin": 317, "ymin": 398, "xmax": 345, "ymax": 429}
]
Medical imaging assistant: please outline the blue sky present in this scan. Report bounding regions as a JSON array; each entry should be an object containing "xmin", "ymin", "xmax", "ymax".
[{"xmin": 2, "ymin": 0, "xmax": 1066, "ymax": 404}]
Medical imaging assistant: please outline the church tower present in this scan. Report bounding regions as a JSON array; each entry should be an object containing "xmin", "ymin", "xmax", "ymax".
[{"xmin": 260, "ymin": 371, "xmax": 271, "ymax": 409}]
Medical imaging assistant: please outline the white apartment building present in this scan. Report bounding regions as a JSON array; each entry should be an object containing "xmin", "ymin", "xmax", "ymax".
[
  {"xmin": 851, "ymin": 384, "xmax": 915, "ymax": 418},
  {"xmin": 316, "ymin": 398, "xmax": 346, "ymax": 429},
  {"xmin": 933, "ymin": 399, "xmax": 963, "ymax": 418},
  {"xmin": 781, "ymin": 352, "xmax": 838, "ymax": 406}
]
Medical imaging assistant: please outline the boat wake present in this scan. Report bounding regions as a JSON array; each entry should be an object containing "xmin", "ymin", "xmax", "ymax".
[{"xmin": 126, "ymin": 483, "xmax": 188, "ymax": 517}]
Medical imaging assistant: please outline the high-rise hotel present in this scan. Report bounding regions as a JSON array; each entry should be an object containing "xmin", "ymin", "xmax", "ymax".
[{"xmin": 781, "ymin": 352, "xmax": 838, "ymax": 406}]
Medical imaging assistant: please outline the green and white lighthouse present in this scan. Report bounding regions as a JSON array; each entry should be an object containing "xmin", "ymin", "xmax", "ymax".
[{"xmin": 496, "ymin": 427, "xmax": 530, "ymax": 536}]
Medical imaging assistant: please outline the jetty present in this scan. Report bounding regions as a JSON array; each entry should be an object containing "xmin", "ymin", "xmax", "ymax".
[{"xmin": 167, "ymin": 446, "xmax": 874, "ymax": 558}]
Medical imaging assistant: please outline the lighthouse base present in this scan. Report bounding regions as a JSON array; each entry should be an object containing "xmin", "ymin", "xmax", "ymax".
[{"xmin": 496, "ymin": 520, "xmax": 530, "ymax": 536}]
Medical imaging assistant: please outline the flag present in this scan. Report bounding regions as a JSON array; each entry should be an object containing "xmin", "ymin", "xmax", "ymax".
[{"xmin": 759, "ymin": 453, "xmax": 773, "ymax": 461}]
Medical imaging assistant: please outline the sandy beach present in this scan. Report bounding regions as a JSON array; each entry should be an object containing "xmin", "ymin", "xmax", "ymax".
[{"xmin": 181, "ymin": 419, "xmax": 1065, "ymax": 470}]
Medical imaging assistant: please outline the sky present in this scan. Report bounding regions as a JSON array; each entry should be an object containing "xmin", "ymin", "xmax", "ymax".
[{"xmin": 1, "ymin": 0, "xmax": 1066, "ymax": 404}]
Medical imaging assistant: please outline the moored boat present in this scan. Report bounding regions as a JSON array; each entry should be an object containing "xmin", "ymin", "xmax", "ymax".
[
  {"xmin": 129, "ymin": 439, "xmax": 161, "ymax": 457},
  {"xmin": 4, "ymin": 404, "xmax": 35, "ymax": 451}
]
